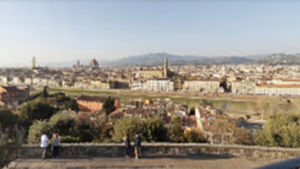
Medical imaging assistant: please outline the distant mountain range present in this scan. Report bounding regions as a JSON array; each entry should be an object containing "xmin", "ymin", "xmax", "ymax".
[
  {"xmin": 45, "ymin": 52, "xmax": 300, "ymax": 67},
  {"xmin": 257, "ymin": 53, "xmax": 300, "ymax": 65},
  {"xmin": 108, "ymin": 53, "xmax": 258, "ymax": 66}
]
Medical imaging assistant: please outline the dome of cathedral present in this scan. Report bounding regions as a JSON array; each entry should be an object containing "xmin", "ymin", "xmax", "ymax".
[{"xmin": 90, "ymin": 58, "xmax": 99, "ymax": 68}]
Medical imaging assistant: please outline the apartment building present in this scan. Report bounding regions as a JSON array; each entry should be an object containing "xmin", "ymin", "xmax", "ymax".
[
  {"xmin": 231, "ymin": 80, "xmax": 256, "ymax": 94},
  {"xmin": 143, "ymin": 78, "xmax": 174, "ymax": 92},
  {"xmin": 255, "ymin": 84, "xmax": 300, "ymax": 96},
  {"xmin": 0, "ymin": 85, "xmax": 30, "ymax": 105},
  {"xmin": 182, "ymin": 79, "xmax": 220, "ymax": 93}
]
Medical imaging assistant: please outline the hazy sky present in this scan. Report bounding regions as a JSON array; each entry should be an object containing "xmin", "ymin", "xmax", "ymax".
[{"xmin": 1, "ymin": 0, "xmax": 300, "ymax": 67}]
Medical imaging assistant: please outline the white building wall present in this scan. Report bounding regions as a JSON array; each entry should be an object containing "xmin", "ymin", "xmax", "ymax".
[
  {"xmin": 183, "ymin": 80, "xmax": 220, "ymax": 93},
  {"xmin": 143, "ymin": 79, "xmax": 174, "ymax": 92}
]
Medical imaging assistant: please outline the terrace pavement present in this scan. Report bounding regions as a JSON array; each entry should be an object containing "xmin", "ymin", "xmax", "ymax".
[{"xmin": 6, "ymin": 154, "xmax": 277, "ymax": 169}]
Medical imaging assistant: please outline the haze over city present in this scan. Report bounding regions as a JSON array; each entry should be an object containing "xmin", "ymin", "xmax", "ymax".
[{"xmin": 1, "ymin": 0, "xmax": 300, "ymax": 67}]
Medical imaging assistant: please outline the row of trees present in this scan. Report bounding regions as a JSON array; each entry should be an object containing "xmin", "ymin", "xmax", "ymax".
[{"xmin": 27, "ymin": 113, "xmax": 207, "ymax": 144}]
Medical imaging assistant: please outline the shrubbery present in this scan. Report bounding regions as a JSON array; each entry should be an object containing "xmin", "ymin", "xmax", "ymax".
[
  {"xmin": 18, "ymin": 102, "xmax": 58, "ymax": 129},
  {"xmin": 141, "ymin": 116, "xmax": 167, "ymax": 142},
  {"xmin": 254, "ymin": 113, "xmax": 300, "ymax": 148},
  {"xmin": 75, "ymin": 113, "xmax": 102, "ymax": 142},
  {"xmin": 0, "ymin": 109, "xmax": 21, "ymax": 168},
  {"xmin": 28, "ymin": 112, "xmax": 77, "ymax": 143},
  {"xmin": 184, "ymin": 130, "xmax": 206, "ymax": 143},
  {"xmin": 27, "ymin": 120, "xmax": 49, "ymax": 144},
  {"xmin": 169, "ymin": 117, "xmax": 185, "ymax": 143},
  {"xmin": 27, "ymin": 111, "xmax": 103, "ymax": 143},
  {"xmin": 112, "ymin": 116, "xmax": 141, "ymax": 142}
]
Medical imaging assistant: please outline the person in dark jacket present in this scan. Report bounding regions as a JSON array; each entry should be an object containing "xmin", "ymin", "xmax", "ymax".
[
  {"xmin": 51, "ymin": 133, "xmax": 61, "ymax": 158},
  {"xmin": 124, "ymin": 133, "xmax": 131, "ymax": 158},
  {"xmin": 134, "ymin": 132, "xmax": 142, "ymax": 159}
]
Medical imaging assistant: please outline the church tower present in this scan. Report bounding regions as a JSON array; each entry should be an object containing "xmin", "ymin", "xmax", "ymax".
[
  {"xmin": 163, "ymin": 58, "xmax": 168, "ymax": 78},
  {"xmin": 32, "ymin": 57, "xmax": 36, "ymax": 69}
]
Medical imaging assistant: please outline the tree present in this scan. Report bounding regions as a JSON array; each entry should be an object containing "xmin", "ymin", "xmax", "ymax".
[
  {"xmin": 27, "ymin": 112, "xmax": 79, "ymax": 143},
  {"xmin": 48, "ymin": 112, "xmax": 77, "ymax": 138},
  {"xmin": 219, "ymin": 78, "xmax": 228, "ymax": 92},
  {"xmin": 103, "ymin": 96, "xmax": 116, "ymax": 122},
  {"xmin": 18, "ymin": 102, "xmax": 57, "ymax": 129},
  {"xmin": 234, "ymin": 128, "xmax": 254, "ymax": 145},
  {"xmin": 184, "ymin": 130, "xmax": 207, "ymax": 143},
  {"xmin": 141, "ymin": 116, "xmax": 167, "ymax": 142},
  {"xmin": 0, "ymin": 109, "xmax": 18, "ymax": 129},
  {"xmin": 67, "ymin": 99, "xmax": 79, "ymax": 112},
  {"xmin": 254, "ymin": 113, "xmax": 300, "ymax": 148},
  {"xmin": 169, "ymin": 117, "xmax": 184, "ymax": 143},
  {"xmin": 41, "ymin": 86, "xmax": 49, "ymax": 98},
  {"xmin": 0, "ymin": 133, "xmax": 20, "ymax": 168},
  {"xmin": 0, "ymin": 109, "xmax": 21, "ymax": 168},
  {"xmin": 27, "ymin": 120, "xmax": 50, "ymax": 144},
  {"xmin": 98, "ymin": 125, "xmax": 113, "ymax": 143},
  {"xmin": 112, "ymin": 117, "xmax": 141, "ymax": 142},
  {"xmin": 188, "ymin": 107, "xmax": 195, "ymax": 116},
  {"xmin": 75, "ymin": 113, "xmax": 102, "ymax": 142}
]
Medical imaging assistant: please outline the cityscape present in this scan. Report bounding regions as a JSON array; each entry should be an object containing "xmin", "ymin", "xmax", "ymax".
[{"xmin": 1, "ymin": 0, "xmax": 300, "ymax": 169}]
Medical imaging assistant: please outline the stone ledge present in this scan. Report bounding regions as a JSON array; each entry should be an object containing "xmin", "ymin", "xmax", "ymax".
[
  {"xmin": 22, "ymin": 143, "xmax": 300, "ymax": 151},
  {"xmin": 19, "ymin": 143, "xmax": 300, "ymax": 160}
]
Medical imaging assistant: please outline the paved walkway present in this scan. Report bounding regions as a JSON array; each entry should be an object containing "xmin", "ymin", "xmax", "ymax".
[{"xmin": 6, "ymin": 155, "xmax": 278, "ymax": 169}]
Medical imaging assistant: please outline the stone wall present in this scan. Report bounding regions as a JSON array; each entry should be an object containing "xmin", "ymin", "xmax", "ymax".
[{"xmin": 19, "ymin": 143, "xmax": 300, "ymax": 160}]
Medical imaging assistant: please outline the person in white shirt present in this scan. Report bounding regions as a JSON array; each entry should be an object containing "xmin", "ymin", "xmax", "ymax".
[{"xmin": 40, "ymin": 133, "xmax": 49, "ymax": 159}]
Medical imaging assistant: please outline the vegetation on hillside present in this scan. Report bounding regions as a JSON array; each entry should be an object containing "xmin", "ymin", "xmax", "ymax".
[
  {"xmin": 0, "ymin": 109, "xmax": 21, "ymax": 168},
  {"xmin": 254, "ymin": 112, "xmax": 300, "ymax": 148}
]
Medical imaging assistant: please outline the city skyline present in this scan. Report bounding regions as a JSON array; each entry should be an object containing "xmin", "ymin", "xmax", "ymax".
[{"xmin": 1, "ymin": 0, "xmax": 300, "ymax": 67}]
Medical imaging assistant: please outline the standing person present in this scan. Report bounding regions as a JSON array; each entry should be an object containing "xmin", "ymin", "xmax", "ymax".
[
  {"xmin": 51, "ymin": 133, "xmax": 61, "ymax": 158},
  {"xmin": 40, "ymin": 133, "xmax": 49, "ymax": 159},
  {"xmin": 134, "ymin": 132, "xmax": 142, "ymax": 159},
  {"xmin": 124, "ymin": 133, "xmax": 131, "ymax": 158}
]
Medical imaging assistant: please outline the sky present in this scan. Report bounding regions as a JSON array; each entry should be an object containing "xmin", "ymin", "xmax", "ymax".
[{"xmin": 0, "ymin": 0, "xmax": 300, "ymax": 67}]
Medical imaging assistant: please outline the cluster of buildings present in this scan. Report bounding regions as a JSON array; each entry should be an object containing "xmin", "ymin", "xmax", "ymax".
[
  {"xmin": 2, "ymin": 57, "xmax": 300, "ymax": 97},
  {"xmin": 57, "ymin": 94, "xmax": 261, "ymax": 144},
  {"xmin": 107, "ymin": 97, "xmax": 262, "ymax": 144},
  {"xmin": 0, "ymin": 85, "xmax": 29, "ymax": 106},
  {"xmin": 232, "ymin": 78, "xmax": 300, "ymax": 96}
]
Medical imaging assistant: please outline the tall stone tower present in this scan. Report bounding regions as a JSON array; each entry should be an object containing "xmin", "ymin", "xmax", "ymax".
[
  {"xmin": 163, "ymin": 58, "xmax": 168, "ymax": 78},
  {"xmin": 32, "ymin": 57, "xmax": 36, "ymax": 69}
]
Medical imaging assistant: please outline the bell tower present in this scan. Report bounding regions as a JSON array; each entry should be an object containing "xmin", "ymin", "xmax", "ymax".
[
  {"xmin": 163, "ymin": 58, "xmax": 168, "ymax": 78},
  {"xmin": 32, "ymin": 57, "xmax": 36, "ymax": 69}
]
